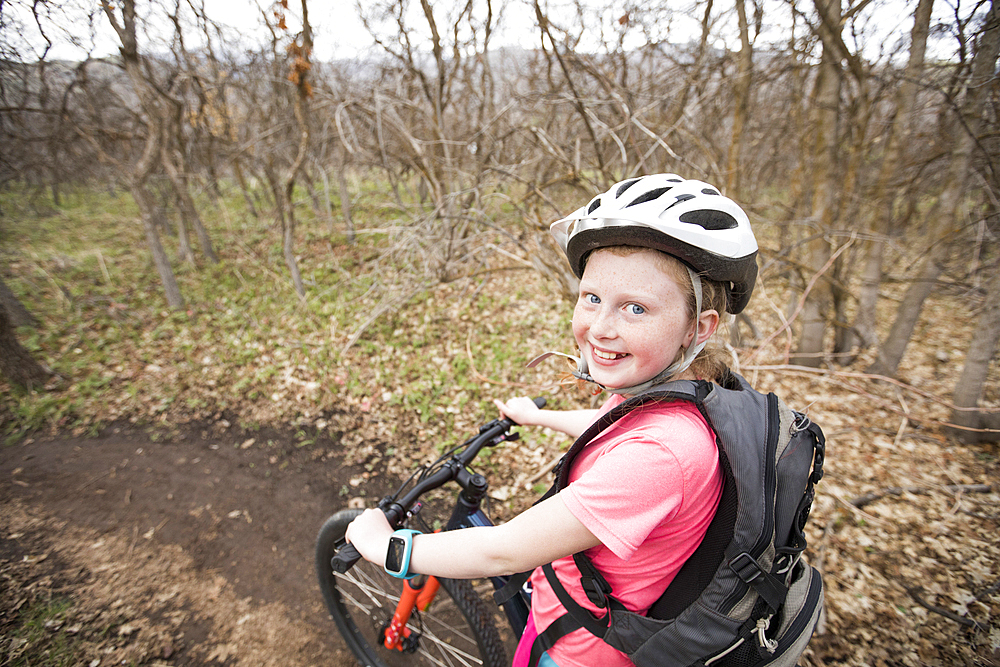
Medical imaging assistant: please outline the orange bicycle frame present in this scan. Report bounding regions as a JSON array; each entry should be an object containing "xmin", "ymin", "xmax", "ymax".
[{"xmin": 382, "ymin": 574, "xmax": 442, "ymax": 650}]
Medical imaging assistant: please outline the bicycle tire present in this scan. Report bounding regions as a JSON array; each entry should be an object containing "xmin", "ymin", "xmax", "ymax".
[{"xmin": 316, "ymin": 508, "xmax": 509, "ymax": 667}]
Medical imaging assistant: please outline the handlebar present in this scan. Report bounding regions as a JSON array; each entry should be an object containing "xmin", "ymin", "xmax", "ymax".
[{"xmin": 330, "ymin": 397, "xmax": 546, "ymax": 573}]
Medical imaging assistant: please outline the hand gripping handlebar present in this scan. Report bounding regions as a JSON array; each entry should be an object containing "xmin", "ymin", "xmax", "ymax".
[{"xmin": 329, "ymin": 397, "xmax": 546, "ymax": 573}]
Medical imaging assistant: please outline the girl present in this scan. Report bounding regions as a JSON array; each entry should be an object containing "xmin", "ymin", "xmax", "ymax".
[{"xmin": 345, "ymin": 173, "xmax": 759, "ymax": 667}]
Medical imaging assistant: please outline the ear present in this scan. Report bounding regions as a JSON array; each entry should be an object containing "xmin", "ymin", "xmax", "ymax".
[{"xmin": 692, "ymin": 309, "xmax": 719, "ymax": 346}]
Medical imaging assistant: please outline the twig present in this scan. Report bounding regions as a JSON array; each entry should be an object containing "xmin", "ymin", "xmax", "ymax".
[
  {"xmin": 833, "ymin": 492, "xmax": 886, "ymax": 525},
  {"xmin": 972, "ymin": 577, "xmax": 1000, "ymax": 603},
  {"xmin": 848, "ymin": 484, "xmax": 994, "ymax": 509},
  {"xmin": 526, "ymin": 454, "xmax": 563, "ymax": 487},
  {"xmin": 744, "ymin": 233, "xmax": 856, "ymax": 364},
  {"xmin": 77, "ymin": 469, "xmax": 113, "ymax": 491},
  {"xmin": 893, "ymin": 386, "xmax": 910, "ymax": 449},
  {"xmin": 340, "ymin": 284, "xmax": 428, "ymax": 356},
  {"xmin": 743, "ymin": 364, "xmax": 1000, "ymax": 414},
  {"xmin": 93, "ymin": 249, "xmax": 112, "ymax": 284},
  {"xmin": 742, "ymin": 364, "xmax": 1000, "ymax": 435},
  {"xmin": 906, "ymin": 586, "xmax": 986, "ymax": 630},
  {"xmin": 463, "ymin": 329, "xmax": 555, "ymax": 390}
]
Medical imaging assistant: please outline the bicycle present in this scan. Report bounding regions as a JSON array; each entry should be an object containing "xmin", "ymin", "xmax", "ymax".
[{"xmin": 315, "ymin": 399, "xmax": 545, "ymax": 667}]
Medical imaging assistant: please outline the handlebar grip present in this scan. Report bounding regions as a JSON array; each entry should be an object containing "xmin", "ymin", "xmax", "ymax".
[
  {"xmin": 533, "ymin": 396, "xmax": 547, "ymax": 409},
  {"xmin": 330, "ymin": 543, "xmax": 363, "ymax": 573}
]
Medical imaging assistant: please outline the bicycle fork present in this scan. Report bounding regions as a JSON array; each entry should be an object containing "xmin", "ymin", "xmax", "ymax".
[{"xmin": 381, "ymin": 574, "xmax": 442, "ymax": 651}]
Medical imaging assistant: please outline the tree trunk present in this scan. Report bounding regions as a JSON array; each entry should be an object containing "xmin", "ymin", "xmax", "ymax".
[
  {"xmin": 725, "ymin": 0, "xmax": 752, "ymax": 195},
  {"xmin": 870, "ymin": 0, "xmax": 999, "ymax": 375},
  {"xmin": 855, "ymin": 0, "xmax": 935, "ymax": 351},
  {"xmin": 134, "ymin": 182, "xmax": 185, "ymax": 308},
  {"xmin": 162, "ymin": 140, "xmax": 219, "ymax": 264},
  {"xmin": 0, "ymin": 276, "xmax": 39, "ymax": 328},
  {"xmin": 275, "ymin": 0, "xmax": 313, "ymax": 299},
  {"xmin": 0, "ymin": 302, "xmax": 51, "ymax": 391},
  {"xmin": 336, "ymin": 145, "xmax": 355, "ymax": 244},
  {"xmin": 232, "ymin": 158, "xmax": 259, "ymax": 219},
  {"xmin": 947, "ymin": 260, "xmax": 1000, "ymax": 443},
  {"xmin": 101, "ymin": 0, "xmax": 185, "ymax": 308},
  {"xmin": 855, "ymin": 240, "xmax": 883, "ymax": 349},
  {"xmin": 792, "ymin": 0, "xmax": 843, "ymax": 367}
]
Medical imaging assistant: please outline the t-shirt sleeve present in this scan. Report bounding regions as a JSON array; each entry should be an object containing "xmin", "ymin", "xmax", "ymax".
[{"xmin": 561, "ymin": 435, "xmax": 687, "ymax": 561}]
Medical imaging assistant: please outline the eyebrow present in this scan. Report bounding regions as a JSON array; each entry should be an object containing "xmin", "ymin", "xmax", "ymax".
[{"xmin": 578, "ymin": 283, "xmax": 656, "ymax": 304}]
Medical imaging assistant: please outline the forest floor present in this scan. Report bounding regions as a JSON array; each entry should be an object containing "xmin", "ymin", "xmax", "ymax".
[
  {"xmin": 2, "ymin": 188, "xmax": 999, "ymax": 666},
  {"xmin": 2, "ymin": 381, "xmax": 998, "ymax": 667}
]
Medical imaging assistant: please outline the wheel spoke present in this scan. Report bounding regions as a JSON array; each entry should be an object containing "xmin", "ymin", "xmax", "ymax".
[
  {"xmin": 413, "ymin": 627, "xmax": 484, "ymax": 667},
  {"xmin": 335, "ymin": 568, "xmax": 398, "ymax": 609},
  {"xmin": 416, "ymin": 609, "xmax": 479, "ymax": 646}
]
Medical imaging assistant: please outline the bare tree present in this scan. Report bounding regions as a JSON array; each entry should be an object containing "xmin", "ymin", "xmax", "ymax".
[
  {"xmin": 160, "ymin": 0, "xmax": 219, "ymax": 265},
  {"xmin": 725, "ymin": 0, "xmax": 753, "ymax": 195},
  {"xmin": 101, "ymin": 0, "xmax": 184, "ymax": 308},
  {"xmin": 870, "ymin": 0, "xmax": 1000, "ymax": 376},
  {"xmin": 854, "ymin": 0, "xmax": 936, "ymax": 353},
  {"xmin": 790, "ymin": 0, "xmax": 848, "ymax": 367},
  {"xmin": 269, "ymin": 0, "xmax": 314, "ymax": 298}
]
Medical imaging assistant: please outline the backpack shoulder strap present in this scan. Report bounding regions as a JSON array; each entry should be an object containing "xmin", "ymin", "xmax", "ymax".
[{"xmin": 554, "ymin": 379, "xmax": 709, "ymax": 491}]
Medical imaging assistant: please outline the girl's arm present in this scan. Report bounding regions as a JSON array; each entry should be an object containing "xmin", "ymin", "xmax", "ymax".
[
  {"xmin": 494, "ymin": 396, "xmax": 597, "ymax": 439},
  {"xmin": 345, "ymin": 493, "xmax": 602, "ymax": 579}
]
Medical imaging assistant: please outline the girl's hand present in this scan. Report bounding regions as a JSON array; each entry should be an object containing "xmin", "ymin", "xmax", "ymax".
[
  {"xmin": 493, "ymin": 396, "xmax": 542, "ymax": 426},
  {"xmin": 344, "ymin": 508, "xmax": 394, "ymax": 566}
]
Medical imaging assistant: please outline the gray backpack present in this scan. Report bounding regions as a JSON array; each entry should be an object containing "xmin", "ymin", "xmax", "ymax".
[{"xmin": 499, "ymin": 370, "xmax": 826, "ymax": 667}]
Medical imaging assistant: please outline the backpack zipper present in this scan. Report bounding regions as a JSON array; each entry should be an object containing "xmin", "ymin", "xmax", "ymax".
[
  {"xmin": 722, "ymin": 392, "xmax": 780, "ymax": 612},
  {"xmin": 769, "ymin": 566, "xmax": 823, "ymax": 654}
]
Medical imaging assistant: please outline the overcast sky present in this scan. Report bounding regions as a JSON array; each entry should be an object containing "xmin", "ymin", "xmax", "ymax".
[{"xmin": 4, "ymin": 0, "xmax": 964, "ymax": 65}]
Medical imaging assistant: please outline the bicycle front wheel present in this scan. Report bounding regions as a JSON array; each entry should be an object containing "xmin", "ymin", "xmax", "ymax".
[{"xmin": 316, "ymin": 508, "xmax": 509, "ymax": 667}]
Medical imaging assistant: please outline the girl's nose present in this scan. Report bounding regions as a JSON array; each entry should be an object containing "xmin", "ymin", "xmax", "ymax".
[{"xmin": 588, "ymin": 307, "xmax": 616, "ymax": 339}]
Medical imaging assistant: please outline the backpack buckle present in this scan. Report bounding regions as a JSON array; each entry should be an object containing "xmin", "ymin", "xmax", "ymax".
[
  {"xmin": 730, "ymin": 552, "xmax": 766, "ymax": 585},
  {"xmin": 730, "ymin": 552, "xmax": 787, "ymax": 610}
]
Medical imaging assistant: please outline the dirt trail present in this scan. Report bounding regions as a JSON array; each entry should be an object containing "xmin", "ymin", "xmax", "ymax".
[{"xmin": 0, "ymin": 422, "xmax": 365, "ymax": 666}]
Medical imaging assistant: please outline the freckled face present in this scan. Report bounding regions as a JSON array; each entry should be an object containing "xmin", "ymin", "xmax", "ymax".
[{"xmin": 572, "ymin": 249, "xmax": 696, "ymax": 390}]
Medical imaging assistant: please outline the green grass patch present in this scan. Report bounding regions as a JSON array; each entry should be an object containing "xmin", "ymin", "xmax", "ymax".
[
  {"xmin": 5, "ymin": 597, "xmax": 80, "ymax": 667},
  {"xmin": 1, "ymin": 176, "xmax": 581, "ymax": 445}
]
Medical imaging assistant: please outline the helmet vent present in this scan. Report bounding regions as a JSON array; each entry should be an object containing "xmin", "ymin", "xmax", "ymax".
[
  {"xmin": 626, "ymin": 186, "xmax": 673, "ymax": 208},
  {"xmin": 666, "ymin": 194, "xmax": 696, "ymax": 208},
  {"xmin": 615, "ymin": 179, "xmax": 642, "ymax": 198},
  {"xmin": 701, "ymin": 188, "xmax": 720, "ymax": 195},
  {"xmin": 679, "ymin": 209, "xmax": 739, "ymax": 230},
  {"xmin": 587, "ymin": 198, "xmax": 602, "ymax": 214}
]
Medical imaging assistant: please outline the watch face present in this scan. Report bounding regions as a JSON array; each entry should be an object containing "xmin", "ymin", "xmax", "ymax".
[{"xmin": 386, "ymin": 536, "xmax": 406, "ymax": 573}]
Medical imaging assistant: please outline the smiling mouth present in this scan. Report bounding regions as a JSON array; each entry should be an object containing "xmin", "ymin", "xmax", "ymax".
[{"xmin": 592, "ymin": 348, "xmax": 629, "ymax": 361}]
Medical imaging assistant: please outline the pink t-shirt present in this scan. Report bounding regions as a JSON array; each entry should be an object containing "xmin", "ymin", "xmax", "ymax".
[{"xmin": 529, "ymin": 395, "xmax": 722, "ymax": 667}]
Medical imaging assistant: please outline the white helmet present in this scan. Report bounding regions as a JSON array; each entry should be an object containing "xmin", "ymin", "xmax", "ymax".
[{"xmin": 550, "ymin": 174, "xmax": 759, "ymax": 314}]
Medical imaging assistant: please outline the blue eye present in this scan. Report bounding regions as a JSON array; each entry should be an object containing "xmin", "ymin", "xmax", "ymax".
[
  {"xmin": 628, "ymin": 304, "xmax": 645, "ymax": 315},
  {"xmin": 586, "ymin": 293, "xmax": 601, "ymax": 304}
]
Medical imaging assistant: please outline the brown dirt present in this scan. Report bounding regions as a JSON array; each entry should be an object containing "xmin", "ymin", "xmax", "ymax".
[{"xmin": 0, "ymin": 420, "xmax": 369, "ymax": 666}]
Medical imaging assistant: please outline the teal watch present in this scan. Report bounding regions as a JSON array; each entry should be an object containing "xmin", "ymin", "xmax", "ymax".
[{"xmin": 384, "ymin": 529, "xmax": 421, "ymax": 579}]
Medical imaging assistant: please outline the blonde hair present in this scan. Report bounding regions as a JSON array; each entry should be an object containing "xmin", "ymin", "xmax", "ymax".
[{"xmin": 588, "ymin": 246, "xmax": 730, "ymax": 383}]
